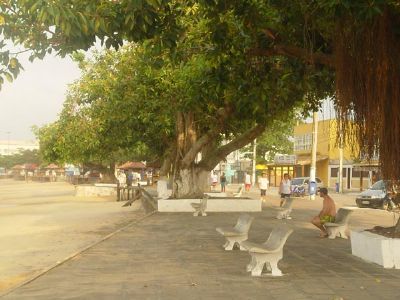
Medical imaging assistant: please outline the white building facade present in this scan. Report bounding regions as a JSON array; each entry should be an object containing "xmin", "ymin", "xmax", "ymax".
[{"xmin": 0, "ymin": 140, "xmax": 39, "ymax": 156}]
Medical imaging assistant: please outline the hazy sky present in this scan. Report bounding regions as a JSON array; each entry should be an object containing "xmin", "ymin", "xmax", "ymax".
[
  {"xmin": 0, "ymin": 53, "xmax": 81, "ymax": 141},
  {"xmin": 0, "ymin": 46, "xmax": 336, "ymax": 141}
]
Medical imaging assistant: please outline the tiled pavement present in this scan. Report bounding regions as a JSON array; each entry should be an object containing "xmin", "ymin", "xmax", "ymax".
[{"xmin": 3, "ymin": 197, "xmax": 400, "ymax": 300}]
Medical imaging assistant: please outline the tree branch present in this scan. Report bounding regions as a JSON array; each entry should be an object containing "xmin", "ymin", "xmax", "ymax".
[
  {"xmin": 198, "ymin": 123, "xmax": 266, "ymax": 171},
  {"xmin": 180, "ymin": 106, "xmax": 233, "ymax": 169},
  {"xmin": 180, "ymin": 132, "xmax": 215, "ymax": 168},
  {"xmin": 249, "ymin": 45, "xmax": 335, "ymax": 68}
]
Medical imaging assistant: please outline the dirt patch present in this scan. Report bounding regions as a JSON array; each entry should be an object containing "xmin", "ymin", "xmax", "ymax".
[{"xmin": 365, "ymin": 226, "xmax": 400, "ymax": 238}]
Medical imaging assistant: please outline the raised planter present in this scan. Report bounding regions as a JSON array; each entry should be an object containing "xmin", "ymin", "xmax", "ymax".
[
  {"xmin": 351, "ymin": 230, "xmax": 400, "ymax": 269},
  {"xmin": 158, "ymin": 198, "xmax": 262, "ymax": 212},
  {"xmin": 75, "ymin": 185, "xmax": 116, "ymax": 197},
  {"xmin": 205, "ymin": 192, "xmax": 228, "ymax": 197}
]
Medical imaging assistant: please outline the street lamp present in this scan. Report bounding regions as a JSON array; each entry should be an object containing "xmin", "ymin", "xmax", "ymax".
[{"xmin": 6, "ymin": 131, "xmax": 10, "ymax": 155}]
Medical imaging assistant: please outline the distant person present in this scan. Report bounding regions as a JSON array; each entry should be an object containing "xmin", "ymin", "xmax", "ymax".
[
  {"xmin": 211, "ymin": 172, "xmax": 218, "ymax": 191},
  {"xmin": 245, "ymin": 172, "xmax": 251, "ymax": 191},
  {"xmin": 127, "ymin": 171, "xmax": 133, "ymax": 187},
  {"xmin": 279, "ymin": 173, "xmax": 291, "ymax": 207},
  {"xmin": 258, "ymin": 172, "xmax": 269, "ymax": 202},
  {"xmin": 117, "ymin": 171, "xmax": 127, "ymax": 187},
  {"xmin": 220, "ymin": 172, "xmax": 227, "ymax": 192},
  {"xmin": 311, "ymin": 188, "xmax": 337, "ymax": 238}
]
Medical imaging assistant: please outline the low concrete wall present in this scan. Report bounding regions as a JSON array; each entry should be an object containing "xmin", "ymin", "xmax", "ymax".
[
  {"xmin": 75, "ymin": 185, "xmax": 117, "ymax": 197},
  {"xmin": 204, "ymin": 192, "xmax": 227, "ymax": 197},
  {"xmin": 158, "ymin": 198, "xmax": 262, "ymax": 212},
  {"xmin": 351, "ymin": 230, "xmax": 400, "ymax": 269}
]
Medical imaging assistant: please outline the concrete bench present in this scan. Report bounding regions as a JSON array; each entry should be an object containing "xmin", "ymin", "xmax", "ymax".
[
  {"xmin": 241, "ymin": 226, "xmax": 293, "ymax": 276},
  {"xmin": 191, "ymin": 195, "xmax": 208, "ymax": 216},
  {"xmin": 276, "ymin": 197, "xmax": 294, "ymax": 220},
  {"xmin": 216, "ymin": 214, "xmax": 254, "ymax": 250},
  {"xmin": 233, "ymin": 186, "xmax": 244, "ymax": 198},
  {"xmin": 324, "ymin": 208, "xmax": 353, "ymax": 239}
]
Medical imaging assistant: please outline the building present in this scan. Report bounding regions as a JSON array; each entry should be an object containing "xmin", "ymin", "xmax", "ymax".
[
  {"xmin": 0, "ymin": 140, "xmax": 39, "ymax": 156},
  {"xmin": 293, "ymin": 119, "xmax": 370, "ymax": 191}
]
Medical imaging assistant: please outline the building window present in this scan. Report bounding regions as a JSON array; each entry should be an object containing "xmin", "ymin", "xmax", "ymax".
[
  {"xmin": 330, "ymin": 167, "xmax": 348, "ymax": 177},
  {"xmin": 294, "ymin": 133, "xmax": 313, "ymax": 151},
  {"xmin": 352, "ymin": 170, "xmax": 370, "ymax": 178}
]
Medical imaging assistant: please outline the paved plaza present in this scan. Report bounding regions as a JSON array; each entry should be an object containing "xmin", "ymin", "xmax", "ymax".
[{"xmin": 1, "ymin": 181, "xmax": 399, "ymax": 299}]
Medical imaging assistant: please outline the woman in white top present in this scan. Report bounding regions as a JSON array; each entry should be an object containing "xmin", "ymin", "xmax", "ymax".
[
  {"xmin": 279, "ymin": 173, "xmax": 291, "ymax": 207},
  {"xmin": 258, "ymin": 172, "xmax": 269, "ymax": 202}
]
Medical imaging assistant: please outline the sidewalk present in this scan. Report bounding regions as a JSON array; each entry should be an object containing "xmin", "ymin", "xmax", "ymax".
[{"xmin": 3, "ymin": 191, "xmax": 400, "ymax": 299}]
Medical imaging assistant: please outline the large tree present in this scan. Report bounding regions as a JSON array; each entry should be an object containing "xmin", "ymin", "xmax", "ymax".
[
  {"xmin": 39, "ymin": 14, "xmax": 329, "ymax": 198},
  {"xmin": 2, "ymin": 1, "xmax": 400, "ymax": 182}
]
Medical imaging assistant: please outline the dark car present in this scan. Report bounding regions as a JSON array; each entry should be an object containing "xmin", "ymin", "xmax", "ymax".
[{"xmin": 355, "ymin": 180, "xmax": 400, "ymax": 210}]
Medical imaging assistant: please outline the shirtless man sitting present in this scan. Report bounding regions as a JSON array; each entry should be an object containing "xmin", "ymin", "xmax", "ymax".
[{"xmin": 311, "ymin": 187, "xmax": 336, "ymax": 238}]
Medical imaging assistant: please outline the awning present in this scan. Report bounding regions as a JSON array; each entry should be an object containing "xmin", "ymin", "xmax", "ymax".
[
  {"xmin": 352, "ymin": 162, "xmax": 380, "ymax": 172},
  {"xmin": 118, "ymin": 161, "xmax": 146, "ymax": 170},
  {"xmin": 296, "ymin": 155, "xmax": 329, "ymax": 166}
]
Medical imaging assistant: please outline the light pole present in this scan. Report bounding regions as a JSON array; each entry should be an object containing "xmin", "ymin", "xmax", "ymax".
[
  {"xmin": 6, "ymin": 131, "xmax": 10, "ymax": 155},
  {"xmin": 310, "ymin": 112, "xmax": 318, "ymax": 200}
]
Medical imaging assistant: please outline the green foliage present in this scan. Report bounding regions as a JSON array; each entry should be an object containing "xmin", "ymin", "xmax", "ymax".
[
  {"xmin": 34, "ymin": 1, "xmax": 336, "ymax": 169},
  {"xmin": 256, "ymin": 117, "xmax": 297, "ymax": 164},
  {"xmin": 0, "ymin": 149, "xmax": 41, "ymax": 169},
  {"xmin": 0, "ymin": 0, "xmax": 180, "ymax": 89}
]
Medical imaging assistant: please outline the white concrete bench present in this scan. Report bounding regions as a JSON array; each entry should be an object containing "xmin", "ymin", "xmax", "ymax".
[
  {"xmin": 324, "ymin": 208, "xmax": 353, "ymax": 239},
  {"xmin": 191, "ymin": 196, "xmax": 208, "ymax": 216},
  {"xmin": 233, "ymin": 185, "xmax": 244, "ymax": 198},
  {"xmin": 276, "ymin": 197, "xmax": 294, "ymax": 219},
  {"xmin": 241, "ymin": 226, "xmax": 293, "ymax": 276},
  {"xmin": 216, "ymin": 214, "xmax": 254, "ymax": 250}
]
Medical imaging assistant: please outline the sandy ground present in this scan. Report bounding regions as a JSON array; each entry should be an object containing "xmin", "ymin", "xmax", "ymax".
[{"xmin": 0, "ymin": 179, "xmax": 142, "ymax": 293}]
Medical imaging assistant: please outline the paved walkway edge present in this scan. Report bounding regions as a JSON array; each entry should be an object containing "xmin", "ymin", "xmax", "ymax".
[{"xmin": 0, "ymin": 211, "xmax": 156, "ymax": 298}]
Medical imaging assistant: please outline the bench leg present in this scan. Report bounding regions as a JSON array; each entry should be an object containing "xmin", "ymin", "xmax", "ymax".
[
  {"xmin": 223, "ymin": 240, "xmax": 229, "ymax": 249},
  {"xmin": 239, "ymin": 244, "xmax": 247, "ymax": 251},
  {"xmin": 327, "ymin": 227, "xmax": 339, "ymax": 239},
  {"xmin": 246, "ymin": 255, "xmax": 257, "ymax": 272},
  {"xmin": 251, "ymin": 260, "xmax": 265, "ymax": 277},
  {"xmin": 193, "ymin": 210, "xmax": 200, "ymax": 217},
  {"xmin": 339, "ymin": 226, "xmax": 348, "ymax": 239},
  {"xmin": 224, "ymin": 239, "xmax": 235, "ymax": 250},
  {"xmin": 269, "ymin": 258, "xmax": 283, "ymax": 277}
]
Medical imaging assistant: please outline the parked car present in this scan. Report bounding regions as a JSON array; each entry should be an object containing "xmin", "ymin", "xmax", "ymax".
[
  {"xmin": 291, "ymin": 177, "xmax": 323, "ymax": 196},
  {"xmin": 355, "ymin": 180, "xmax": 400, "ymax": 210},
  {"xmin": 83, "ymin": 170, "xmax": 101, "ymax": 178}
]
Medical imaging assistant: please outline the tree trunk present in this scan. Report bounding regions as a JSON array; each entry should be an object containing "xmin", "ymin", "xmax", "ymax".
[
  {"xmin": 172, "ymin": 167, "xmax": 209, "ymax": 198},
  {"xmin": 168, "ymin": 110, "xmax": 266, "ymax": 198},
  {"xmin": 99, "ymin": 162, "xmax": 116, "ymax": 183}
]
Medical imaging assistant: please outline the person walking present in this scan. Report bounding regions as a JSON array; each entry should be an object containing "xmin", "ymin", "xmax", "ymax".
[
  {"xmin": 258, "ymin": 172, "xmax": 269, "ymax": 202},
  {"xmin": 245, "ymin": 172, "xmax": 251, "ymax": 191},
  {"xmin": 220, "ymin": 172, "xmax": 227, "ymax": 192},
  {"xmin": 279, "ymin": 173, "xmax": 291, "ymax": 207}
]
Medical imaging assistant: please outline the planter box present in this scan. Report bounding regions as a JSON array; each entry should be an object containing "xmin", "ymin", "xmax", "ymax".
[
  {"xmin": 351, "ymin": 230, "xmax": 400, "ymax": 269},
  {"xmin": 158, "ymin": 198, "xmax": 262, "ymax": 212},
  {"xmin": 75, "ymin": 185, "xmax": 116, "ymax": 197}
]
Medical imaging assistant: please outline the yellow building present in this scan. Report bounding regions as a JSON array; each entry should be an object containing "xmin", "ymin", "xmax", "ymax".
[{"xmin": 293, "ymin": 119, "xmax": 371, "ymax": 191}]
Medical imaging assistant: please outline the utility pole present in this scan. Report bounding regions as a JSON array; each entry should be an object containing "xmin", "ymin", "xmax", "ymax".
[
  {"xmin": 6, "ymin": 131, "xmax": 10, "ymax": 155},
  {"xmin": 310, "ymin": 112, "xmax": 318, "ymax": 200},
  {"xmin": 338, "ymin": 120, "xmax": 344, "ymax": 193},
  {"xmin": 252, "ymin": 139, "xmax": 257, "ymax": 186}
]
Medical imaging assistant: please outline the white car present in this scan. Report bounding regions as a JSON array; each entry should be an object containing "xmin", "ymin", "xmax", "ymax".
[{"xmin": 291, "ymin": 177, "xmax": 323, "ymax": 196}]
